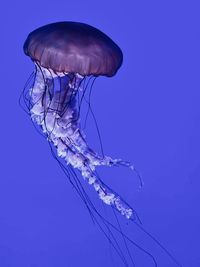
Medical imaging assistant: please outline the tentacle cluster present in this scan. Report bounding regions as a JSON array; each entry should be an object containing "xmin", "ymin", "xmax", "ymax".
[
  {"xmin": 20, "ymin": 64, "xmax": 182, "ymax": 267},
  {"xmin": 29, "ymin": 64, "xmax": 135, "ymax": 219}
]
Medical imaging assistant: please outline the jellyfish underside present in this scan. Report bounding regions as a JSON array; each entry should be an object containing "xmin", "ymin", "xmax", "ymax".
[
  {"xmin": 31, "ymin": 62, "xmax": 135, "ymax": 219},
  {"xmin": 22, "ymin": 63, "xmax": 148, "ymax": 267},
  {"xmin": 20, "ymin": 63, "xmax": 182, "ymax": 267}
]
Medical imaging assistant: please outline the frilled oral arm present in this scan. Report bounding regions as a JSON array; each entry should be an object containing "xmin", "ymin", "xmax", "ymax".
[{"xmin": 30, "ymin": 64, "xmax": 134, "ymax": 219}]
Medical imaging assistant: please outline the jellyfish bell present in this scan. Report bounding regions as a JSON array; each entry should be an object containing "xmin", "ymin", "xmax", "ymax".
[{"xmin": 23, "ymin": 21, "xmax": 123, "ymax": 77}]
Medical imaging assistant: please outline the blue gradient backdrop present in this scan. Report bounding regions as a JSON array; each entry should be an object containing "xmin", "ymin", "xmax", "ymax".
[{"xmin": 1, "ymin": 1, "xmax": 199, "ymax": 266}]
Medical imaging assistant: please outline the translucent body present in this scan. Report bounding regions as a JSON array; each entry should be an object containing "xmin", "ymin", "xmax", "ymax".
[
  {"xmin": 30, "ymin": 64, "xmax": 134, "ymax": 219},
  {"xmin": 20, "ymin": 64, "xmax": 182, "ymax": 267},
  {"xmin": 21, "ymin": 21, "xmax": 181, "ymax": 265}
]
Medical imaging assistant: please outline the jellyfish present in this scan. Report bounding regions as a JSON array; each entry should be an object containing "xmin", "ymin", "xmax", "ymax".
[{"xmin": 21, "ymin": 22, "xmax": 182, "ymax": 267}]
